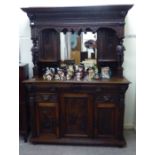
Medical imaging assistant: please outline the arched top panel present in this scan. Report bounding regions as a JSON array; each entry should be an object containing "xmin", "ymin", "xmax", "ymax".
[{"xmin": 37, "ymin": 26, "xmax": 123, "ymax": 38}]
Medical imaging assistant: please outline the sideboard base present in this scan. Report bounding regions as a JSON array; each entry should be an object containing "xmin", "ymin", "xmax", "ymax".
[{"xmin": 30, "ymin": 135, "xmax": 126, "ymax": 147}]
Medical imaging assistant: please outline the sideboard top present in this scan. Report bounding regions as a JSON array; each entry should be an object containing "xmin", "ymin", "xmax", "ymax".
[{"xmin": 23, "ymin": 77, "xmax": 130, "ymax": 85}]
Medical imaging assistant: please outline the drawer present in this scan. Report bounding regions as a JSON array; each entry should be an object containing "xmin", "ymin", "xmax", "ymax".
[
  {"xmin": 35, "ymin": 93, "xmax": 58, "ymax": 103},
  {"xmin": 34, "ymin": 85, "xmax": 57, "ymax": 93},
  {"xmin": 95, "ymin": 94, "xmax": 119, "ymax": 103},
  {"xmin": 95, "ymin": 86, "xmax": 118, "ymax": 93}
]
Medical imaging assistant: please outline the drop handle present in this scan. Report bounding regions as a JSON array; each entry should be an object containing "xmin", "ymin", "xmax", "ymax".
[
  {"xmin": 72, "ymin": 85, "xmax": 81, "ymax": 90},
  {"xmin": 42, "ymin": 95, "xmax": 49, "ymax": 101},
  {"xmin": 96, "ymin": 88, "xmax": 102, "ymax": 92},
  {"xmin": 103, "ymin": 96, "xmax": 110, "ymax": 102}
]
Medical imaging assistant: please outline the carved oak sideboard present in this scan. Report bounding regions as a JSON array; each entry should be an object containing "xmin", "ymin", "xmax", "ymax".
[
  {"xmin": 22, "ymin": 5, "xmax": 132, "ymax": 146},
  {"xmin": 24, "ymin": 78, "xmax": 129, "ymax": 146}
]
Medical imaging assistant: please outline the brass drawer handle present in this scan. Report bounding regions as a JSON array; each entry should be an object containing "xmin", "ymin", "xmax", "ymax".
[
  {"xmin": 103, "ymin": 96, "xmax": 111, "ymax": 102},
  {"xmin": 96, "ymin": 88, "xmax": 102, "ymax": 92},
  {"xmin": 42, "ymin": 95, "xmax": 49, "ymax": 101}
]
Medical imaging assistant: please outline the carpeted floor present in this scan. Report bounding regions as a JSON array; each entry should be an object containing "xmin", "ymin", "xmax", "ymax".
[{"xmin": 19, "ymin": 130, "xmax": 136, "ymax": 155}]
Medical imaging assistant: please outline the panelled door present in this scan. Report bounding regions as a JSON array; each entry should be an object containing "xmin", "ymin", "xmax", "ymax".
[{"xmin": 60, "ymin": 93, "xmax": 93, "ymax": 138}]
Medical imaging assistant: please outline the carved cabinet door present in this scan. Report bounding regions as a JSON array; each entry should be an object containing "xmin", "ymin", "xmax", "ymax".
[
  {"xmin": 40, "ymin": 29, "xmax": 60, "ymax": 62},
  {"xmin": 36, "ymin": 102, "xmax": 59, "ymax": 138},
  {"xmin": 60, "ymin": 93, "xmax": 93, "ymax": 138},
  {"xmin": 94, "ymin": 94, "xmax": 118, "ymax": 138},
  {"xmin": 97, "ymin": 28, "xmax": 118, "ymax": 61},
  {"xmin": 95, "ymin": 104, "xmax": 117, "ymax": 138}
]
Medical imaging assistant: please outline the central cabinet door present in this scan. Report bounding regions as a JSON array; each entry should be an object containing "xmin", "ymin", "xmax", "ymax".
[{"xmin": 60, "ymin": 93, "xmax": 93, "ymax": 138}]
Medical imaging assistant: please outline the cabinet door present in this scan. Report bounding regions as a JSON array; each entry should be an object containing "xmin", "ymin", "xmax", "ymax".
[
  {"xmin": 95, "ymin": 102, "xmax": 117, "ymax": 138},
  {"xmin": 36, "ymin": 102, "xmax": 59, "ymax": 138},
  {"xmin": 60, "ymin": 93, "xmax": 93, "ymax": 138},
  {"xmin": 97, "ymin": 28, "xmax": 118, "ymax": 61},
  {"xmin": 40, "ymin": 29, "xmax": 60, "ymax": 62}
]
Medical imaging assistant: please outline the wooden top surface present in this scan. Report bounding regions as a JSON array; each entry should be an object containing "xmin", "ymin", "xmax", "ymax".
[{"xmin": 23, "ymin": 77, "xmax": 130, "ymax": 85}]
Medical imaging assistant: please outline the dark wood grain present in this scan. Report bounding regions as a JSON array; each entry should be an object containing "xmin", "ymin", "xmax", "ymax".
[
  {"xmin": 21, "ymin": 5, "xmax": 132, "ymax": 146},
  {"xmin": 19, "ymin": 64, "xmax": 29, "ymax": 142}
]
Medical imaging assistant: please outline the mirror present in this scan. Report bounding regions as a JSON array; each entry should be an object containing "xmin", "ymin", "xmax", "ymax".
[{"xmin": 60, "ymin": 32, "xmax": 97, "ymax": 66}]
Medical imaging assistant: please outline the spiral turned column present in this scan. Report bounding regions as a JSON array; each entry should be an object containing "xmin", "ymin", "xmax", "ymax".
[{"xmin": 28, "ymin": 13, "xmax": 40, "ymax": 78}]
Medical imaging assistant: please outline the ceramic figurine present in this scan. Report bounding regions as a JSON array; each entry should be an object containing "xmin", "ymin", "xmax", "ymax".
[
  {"xmin": 93, "ymin": 64, "xmax": 100, "ymax": 80},
  {"xmin": 75, "ymin": 72, "xmax": 82, "ymax": 81},
  {"xmin": 74, "ymin": 64, "xmax": 79, "ymax": 72},
  {"xmin": 87, "ymin": 67, "xmax": 95, "ymax": 80},
  {"xmin": 57, "ymin": 68, "xmax": 65, "ymax": 80},
  {"xmin": 101, "ymin": 67, "xmax": 111, "ymax": 79},
  {"xmin": 43, "ymin": 67, "xmax": 54, "ymax": 80},
  {"xmin": 66, "ymin": 65, "xmax": 74, "ymax": 80},
  {"xmin": 74, "ymin": 64, "xmax": 84, "ymax": 81},
  {"xmin": 54, "ymin": 74, "xmax": 60, "ymax": 80}
]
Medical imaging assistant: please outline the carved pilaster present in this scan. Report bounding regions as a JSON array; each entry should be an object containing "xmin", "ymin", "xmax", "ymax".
[
  {"xmin": 27, "ymin": 13, "xmax": 40, "ymax": 77},
  {"xmin": 31, "ymin": 35, "xmax": 39, "ymax": 77},
  {"xmin": 29, "ymin": 95, "xmax": 37, "ymax": 137}
]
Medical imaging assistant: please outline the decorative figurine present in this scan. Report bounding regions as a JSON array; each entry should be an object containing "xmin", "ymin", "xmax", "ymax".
[
  {"xmin": 54, "ymin": 73, "xmax": 60, "ymax": 80},
  {"xmin": 66, "ymin": 65, "xmax": 74, "ymax": 80},
  {"xmin": 101, "ymin": 67, "xmax": 111, "ymax": 79},
  {"xmin": 93, "ymin": 64, "xmax": 100, "ymax": 80},
  {"xmin": 74, "ymin": 64, "xmax": 79, "ymax": 72},
  {"xmin": 75, "ymin": 64, "xmax": 84, "ymax": 81},
  {"xmin": 57, "ymin": 68, "xmax": 65, "ymax": 80},
  {"xmin": 87, "ymin": 67, "xmax": 95, "ymax": 80},
  {"xmin": 43, "ymin": 67, "xmax": 54, "ymax": 80}
]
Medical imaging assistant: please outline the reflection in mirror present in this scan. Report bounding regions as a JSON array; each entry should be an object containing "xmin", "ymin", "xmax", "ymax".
[{"xmin": 60, "ymin": 32, "xmax": 97, "ymax": 66}]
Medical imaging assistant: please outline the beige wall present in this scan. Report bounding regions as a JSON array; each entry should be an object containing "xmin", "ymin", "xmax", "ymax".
[{"xmin": 19, "ymin": 1, "xmax": 136, "ymax": 129}]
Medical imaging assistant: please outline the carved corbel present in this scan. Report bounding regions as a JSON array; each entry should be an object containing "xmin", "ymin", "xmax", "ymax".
[{"xmin": 27, "ymin": 13, "xmax": 36, "ymax": 27}]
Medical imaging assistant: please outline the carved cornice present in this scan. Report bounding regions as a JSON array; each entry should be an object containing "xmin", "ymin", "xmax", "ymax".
[{"xmin": 22, "ymin": 5, "xmax": 133, "ymax": 38}]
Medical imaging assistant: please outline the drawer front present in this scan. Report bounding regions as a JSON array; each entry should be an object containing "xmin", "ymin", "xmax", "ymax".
[
  {"xmin": 35, "ymin": 93, "xmax": 58, "ymax": 103},
  {"xmin": 95, "ymin": 94, "xmax": 119, "ymax": 103},
  {"xmin": 34, "ymin": 85, "xmax": 57, "ymax": 93}
]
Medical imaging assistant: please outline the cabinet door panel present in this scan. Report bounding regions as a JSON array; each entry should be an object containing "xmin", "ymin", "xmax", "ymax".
[
  {"xmin": 40, "ymin": 29, "xmax": 60, "ymax": 62},
  {"xmin": 61, "ymin": 93, "xmax": 93, "ymax": 138},
  {"xmin": 97, "ymin": 28, "xmax": 118, "ymax": 61},
  {"xmin": 37, "ymin": 102, "xmax": 59, "ymax": 137},
  {"xmin": 95, "ymin": 103, "xmax": 117, "ymax": 138}
]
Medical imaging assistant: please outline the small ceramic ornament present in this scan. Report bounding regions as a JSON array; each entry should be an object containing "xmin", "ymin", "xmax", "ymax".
[
  {"xmin": 87, "ymin": 67, "xmax": 95, "ymax": 80},
  {"xmin": 101, "ymin": 67, "xmax": 111, "ymax": 79},
  {"xmin": 66, "ymin": 65, "xmax": 74, "ymax": 80},
  {"xmin": 57, "ymin": 68, "xmax": 65, "ymax": 80},
  {"xmin": 43, "ymin": 67, "xmax": 54, "ymax": 80},
  {"xmin": 75, "ymin": 72, "xmax": 82, "ymax": 81}
]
